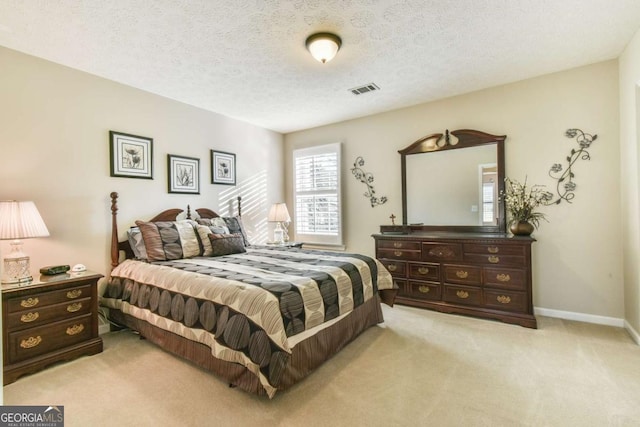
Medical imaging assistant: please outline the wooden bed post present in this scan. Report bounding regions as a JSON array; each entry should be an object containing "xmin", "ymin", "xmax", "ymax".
[
  {"xmin": 110, "ymin": 192, "xmax": 119, "ymax": 270},
  {"xmin": 237, "ymin": 196, "xmax": 242, "ymax": 217}
]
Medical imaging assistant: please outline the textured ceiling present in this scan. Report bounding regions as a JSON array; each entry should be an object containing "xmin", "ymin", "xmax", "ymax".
[{"xmin": 1, "ymin": 1, "xmax": 639, "ymax": 133}]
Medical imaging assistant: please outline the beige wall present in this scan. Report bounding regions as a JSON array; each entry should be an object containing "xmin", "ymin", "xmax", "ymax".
[
  {"xmin": 0, "ymin": 47, "xmax": 284, "ymax": 287},
  {"xmin": 619, "ymin": 28, "xmax": 640, "ymax": 341},
  {"xmin": 285, "ymin": 60, "xmax": 622, "ymax": 322}
]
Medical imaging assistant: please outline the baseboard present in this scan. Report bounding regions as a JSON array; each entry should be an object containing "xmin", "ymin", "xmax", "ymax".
[
  {"xmin": 99, "ymin": 323, "xmax": 111, "ymax": 335},
  {"xmin": 624, "ymin": 320, "xmax": 640, "ymax": 345},
  {"xmin": 534, "ymin": 307, "xmax": 624, "ymax": 327}
]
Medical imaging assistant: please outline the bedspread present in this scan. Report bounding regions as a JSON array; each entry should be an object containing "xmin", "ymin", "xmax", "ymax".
[{"xmin": 102, "ymin": 247, "xmax": 393, "ymax": 396}]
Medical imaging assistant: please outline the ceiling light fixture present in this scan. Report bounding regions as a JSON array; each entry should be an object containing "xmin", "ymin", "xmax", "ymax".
[{"xmin": 305, "ymin": 32, "xmax": 342, "ymax": 64}]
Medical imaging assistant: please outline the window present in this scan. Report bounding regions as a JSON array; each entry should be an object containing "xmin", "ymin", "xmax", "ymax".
[{"xmin": 293, "ymin": 143, "xmax": 342, "ymax": 246}]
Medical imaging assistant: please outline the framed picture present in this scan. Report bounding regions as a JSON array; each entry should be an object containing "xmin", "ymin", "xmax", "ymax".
[
  {"xmin": 109, "ymin": 131, "xmax": 153, "ymax": 179},
  {"xmin": 168, "ymin": 154, "xmax": 200, "ymax": 194},
  {"xmin": 211, "ymin": 150, "xmax": 236, "ymax": 185}
]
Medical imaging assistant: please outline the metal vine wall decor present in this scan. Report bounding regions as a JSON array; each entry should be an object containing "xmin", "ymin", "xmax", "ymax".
[
  {"xmin": 350, "ymin": 156, "xmax": 388, "ymax": 207},
  {"xmin": 545, "ymin": 128, "xmax": 598, "ymax": 205}
]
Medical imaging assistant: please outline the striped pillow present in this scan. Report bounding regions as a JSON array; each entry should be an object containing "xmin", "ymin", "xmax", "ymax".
[{"xmin": 135, "ymin": 220, "xmax": 201, "ymax": 261}]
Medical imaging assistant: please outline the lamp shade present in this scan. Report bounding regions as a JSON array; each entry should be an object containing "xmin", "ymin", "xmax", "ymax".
[
  {"xmin": 268, "ymin": 203, "xmax": 290, "ymax": 223},
  {"xmin": 305, "ymin": 33, "xmax": 342, "ymax": 64},
  {"xmin": 0, "ymin": 201, "xmax": 50, "ymax": 240}
]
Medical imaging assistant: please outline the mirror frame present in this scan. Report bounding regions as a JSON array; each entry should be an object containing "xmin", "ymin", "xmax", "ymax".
[{"xmin": 399, "ymin": 129, "xmax": 507, "ymax": 233}]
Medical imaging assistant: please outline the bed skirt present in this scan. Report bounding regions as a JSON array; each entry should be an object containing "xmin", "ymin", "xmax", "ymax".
[{"xmin": 108, "ymin": 293, "xmax": 384, "ymax": 397}]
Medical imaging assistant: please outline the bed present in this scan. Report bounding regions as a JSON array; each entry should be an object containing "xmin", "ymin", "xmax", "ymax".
[{"xmin": 102, "ymin": 192, "xmax": 396, "ymax": 398}]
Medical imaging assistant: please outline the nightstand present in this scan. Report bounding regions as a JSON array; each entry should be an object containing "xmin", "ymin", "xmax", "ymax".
[{"xmin": 2, "ymin": 271, "xmax": 104, "ymax": 385}]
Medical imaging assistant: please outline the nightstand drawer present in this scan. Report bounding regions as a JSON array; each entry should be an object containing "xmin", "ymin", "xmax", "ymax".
[
  {"xmin": 6, "ymin": 297, "xmax": 92, "ymax": 330},
  {"xmin": 7, "ymin": 314, "xmax": 94, "ymax": 364},
  {"xmin": 6, "ymin": 284, "xmax": 91, "ymax": 313}
]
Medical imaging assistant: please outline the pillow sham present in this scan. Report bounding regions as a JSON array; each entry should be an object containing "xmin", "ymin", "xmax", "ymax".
[
  {"xmin": 135, "ymin": 220, "xmax": 201, "ymax": 261},
  {"xmin": 194, "ymin": 224, "xmax": 214, "ymax": 257},
  {"xmin": 208, "ymin": 233, "xmax": 246, "ymax": 256},
  {"xmin": 223, "ymin": 216, "xmax": 249, "ymax": 246},
  {"xmin": 196, "ymin": 217, "xmax": 230, "ymax": 234},
  {"xmin": 126, "ymin": 226, "xmax": 148, "ymax": 260}
]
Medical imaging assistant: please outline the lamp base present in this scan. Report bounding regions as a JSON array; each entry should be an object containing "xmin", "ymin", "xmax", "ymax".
[{"xmin": 2, "ymin": 250, "xmax": 33, "ymax": 284}]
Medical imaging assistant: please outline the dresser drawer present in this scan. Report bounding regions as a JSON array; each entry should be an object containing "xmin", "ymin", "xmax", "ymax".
[
  {"xmin": 464, "ymin": 253, "xmax": 525, "ymax": 267},
  {"xmin": 6, "ymin": 297, "xmax": 92, "ymax": 330},
  {"xmin": 392, "ymin": 279, "xmax": 407, "ymax": 292},
  {"xmin": 464, "ymin": 243, "xmax": 525, "ymax": 256},
  {"xmin": 422, "ymin": 242, "xmax": 462, "ymax": 262},
  {"xmin": 378, "ymin": 248, "xmax": 422, "ymax": 261},
  {"xmin": 7, "ymin": 314, "xmax": 94, "ymax": 364},
  {"xmin": 483, "ymin": 289, "xmax": 527, "ymax": 312},
  {"xmin": 406, "ymin": 281, "xmax": 441, "ymax": 301},
  {"xmin": 443, "ymin": 284, "xmax": 482, "ymax": 306},
  {"xmin": 377, "ymin": 240, "xmax": 421, "ymax": 251},
  {"xmin": 6, "ymin": 284, "xmax": 91, "ymax": 313},
  {"xmin": 380, "ymin": 260, "xmax": 407, "ymax": 277},
  {"xmin": 408, "ymin": 262, "xmax": 439, "ymax": 281},
  {"xmin": 443, "ymin": 264, "xmax": 481, "ymax": 285},
  {"xmin": 483, "ymin": 267, "xmax": 526, "ymax": 290}
]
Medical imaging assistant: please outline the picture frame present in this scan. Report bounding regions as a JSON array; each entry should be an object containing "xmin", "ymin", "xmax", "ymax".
[
  {"xmin": 168, "ymin": 154, "xmax": 200, "ymax": 194},
  {"xmin": 211, "ymin": 150, "xmax": 236, "ymax": 185},
  {"xmin": 109, "ymin": 131, "xmax": 153, "ymax": 179}
]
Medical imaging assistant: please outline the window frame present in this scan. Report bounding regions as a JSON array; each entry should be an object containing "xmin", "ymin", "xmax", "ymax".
[{"xmin": 292, "ymin": 142, "xmax": 342, "ymax": 247}]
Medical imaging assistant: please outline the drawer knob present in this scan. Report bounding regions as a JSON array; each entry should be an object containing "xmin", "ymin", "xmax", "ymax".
[
  {"xmin": 387, "ymin": 264, "xmax": 398, "ymax": 272},
  {"xmin": 20, "ymin": 336, "xmax": 42, "ymax": 349},
  {"xmin": 456, "ymin": 270, "xmax": 468, "ymax": 279},
  {"xmin": 20, "ymin": 312, "xmax": 40, "ymax": 323},
  {"xmin": 488, "ymin": 246, "xmax": 499, "ymax": 254},
  {"xmin": 66, "ymin": 324, "xmax": 85, "ymax": 336},
  {"xmin": 394, "ymin": 251, "xmax": 403, "ymax": 257},
  {"xmin": 67, "ymin": 289, "xmax": 83, "ymax": 299},
  {"xmin": 488, "ymin": 256, "xmax": 500, "ymax": 264},
  {"xmin": 496, "ymin": 274, "xmax": 511, "ymax": 282},
  {"xmin": 20, "ymin": 297, "xmax": 40, "ymax": 308},
  {"xmin": 497, "ymin": 295, "xmax": 512, "ymax": 304},
  {"xmin": 418, "ymin": 285, "xmax": 430, "ymax": 294},
  {"xmin": 418, "ymin": 267, "xmax": 429, "ymax": 275},
  {"xmin": 393, "ymin": 242, "xmax": 403, "ymax": 248},
  {"xmin": 67, "ymin": 302, "xmax": 83, "ymax": 313},
  {"xmin": 456, "ymin": 290, "xmax": 469, "ymax": 299}
]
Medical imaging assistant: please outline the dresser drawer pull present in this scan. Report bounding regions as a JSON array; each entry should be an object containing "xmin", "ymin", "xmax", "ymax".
[
  {"xmin": 497, "ymin": 295, "xmax": 512, "ymax": 304},
  {"xmin": 496, "ymin": 274, "xmax": 511, "ymax": 282},
  {"xmin": 66, "ymin": 324, "xmax": 85, "ymax": 336},
  {"xmin": 387, "ymin": 264, "xmax": 398, "ymax": 272},
  {"xmin": 393, "ymin": 242, "xmax": 403, "ymax": 248},
  {"xmin": 20, "ymin": 297, "xmax": 40, "ymax": 308},
  {"xmin": 20, "ymin": 312, "xmax": 40, "ymax": 323},
  {"xmin": 20, "ymin": 336, "xmax": 42, "ymax": 349},
  {"xmin": 394, "ymin": 251, "xmax": 403, "ymax": 257},
  {"xmin": 488, "ymin": 256, "xmax": 500, "ymax": 264},
  {"xmin": 67, "ymin": 289, "xmax": 83, "ymax": 299},
  {"xmin": 67, "ymin": 302, "xmax": 83, "ymax": 313},
  {"xmin": 456, "ymin": 290, "xmax": 469, "ymax": 299},
  {"xmin": 418, "ymin": 285, "xmax": 430, "ymax": 294},
  {"xmin": 429, "ymin": 246, "xmax": 455, "ymax": 258},
  {"xmin": 418, "ymin": 267, "xmax": 430, "ymax": 275},
  {"xmin": 487, "ymin": 246, "xmax": 499, "ymax": 254},
  {"xmin": 456, "ymin": 271, "xmax": 468, "ymax": 279}
]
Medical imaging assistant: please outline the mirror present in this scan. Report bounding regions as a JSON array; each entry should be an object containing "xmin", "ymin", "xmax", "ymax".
[{"xmin": 400, "ymin": 129, "xmax": 506, "ymax": 233}]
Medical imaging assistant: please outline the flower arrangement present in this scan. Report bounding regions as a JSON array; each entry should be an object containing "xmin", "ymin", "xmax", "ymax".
[{"xmin": 501, "ymin": 177, "xmax": 553, "ymax": 229}]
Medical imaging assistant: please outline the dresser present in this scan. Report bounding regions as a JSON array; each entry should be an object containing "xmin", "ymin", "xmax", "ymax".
[
  {"xmin": 373, "ymin": 232, "xmax": 536, "ymax": 328},
  {"xmin": 2, "ymin": 271, "xmax": 104, "ymax": 384}
]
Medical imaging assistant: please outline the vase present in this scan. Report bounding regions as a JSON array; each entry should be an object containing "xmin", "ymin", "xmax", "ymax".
[{"xmin": 510, "ymin": 221, "xmax": 534, "ymax": 236}]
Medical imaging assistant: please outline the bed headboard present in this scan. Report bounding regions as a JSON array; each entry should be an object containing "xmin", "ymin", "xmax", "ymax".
[{"xmin": 109, "ymin": 192, "xmax": 241, "ymax": 270}]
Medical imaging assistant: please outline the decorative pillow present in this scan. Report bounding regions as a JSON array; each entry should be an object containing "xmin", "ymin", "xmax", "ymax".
[
  {"xmin": 196, "ymin": 217, "xmax": 230, "ymax": 234},
  {"xmin": 223, "ymin": 216, "xmax": 249, "ymax": 246},
  {"xmin": 135, "ymin": 220, "xmax": 201, "ymax": 261},
  {"xmin": 194, "ymin": 224, "xmax": 214, "ymax": 256},
  {"xmin": 126, "ymin": 226, "xmax": 148, "ymax": 260},
  {"xmin": 208, "ymin": 233, "xmax": 246, "ymax": 256}
]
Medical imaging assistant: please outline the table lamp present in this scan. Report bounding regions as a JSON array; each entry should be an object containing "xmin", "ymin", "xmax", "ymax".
[
  {"xmin": 0, "ymin": 200, "xmax": 50, "ymax": 284},
  {"xmin": 268, "ymin": 203, "xmax": 290, "ymax": 245}
]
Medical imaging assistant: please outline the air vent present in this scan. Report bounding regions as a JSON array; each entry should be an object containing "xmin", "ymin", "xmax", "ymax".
[{"xmin": 349, "ymin": 83, "xmax": 380, "ymax": 95}]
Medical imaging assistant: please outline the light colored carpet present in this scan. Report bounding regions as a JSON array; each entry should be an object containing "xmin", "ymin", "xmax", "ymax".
[{"xmin": 4, "ymin": 305, "xmax": 640, "ymax": 427}]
